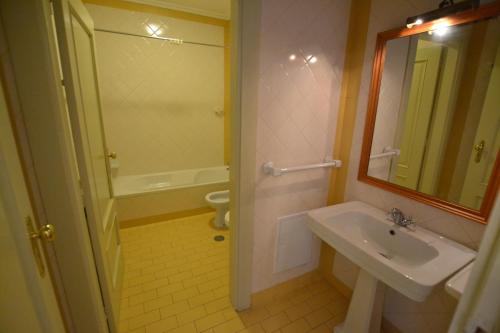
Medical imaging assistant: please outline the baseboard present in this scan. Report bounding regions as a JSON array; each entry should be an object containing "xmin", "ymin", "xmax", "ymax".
[{"xmin": 119, "ymin": 206, "xmax": 215, "ymax": 229}]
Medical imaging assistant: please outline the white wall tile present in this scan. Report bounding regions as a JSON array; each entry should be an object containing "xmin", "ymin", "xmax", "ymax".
[
  {"xmin": 87, "ymin": 4, "xmax": 225, "ymax": 176},
  {"xmin": 252, "ymin": 0, "xmax": 351, "ymax": 292}
]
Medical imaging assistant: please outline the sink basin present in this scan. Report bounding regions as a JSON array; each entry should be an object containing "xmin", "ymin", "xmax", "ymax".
[
  {"xmin": 308, "ymin": 201, "xmax": 475, "ymax": 301},
  {"xmin": 307, "ymin": 201, "xmax": 476, "ymax": 333}
]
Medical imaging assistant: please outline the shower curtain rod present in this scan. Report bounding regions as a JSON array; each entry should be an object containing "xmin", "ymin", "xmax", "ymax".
[{"xmin": 94, "ymin": 28, "xmax": 226, "ymax": 48}]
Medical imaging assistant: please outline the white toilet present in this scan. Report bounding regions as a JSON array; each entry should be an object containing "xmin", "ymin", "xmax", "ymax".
[{"xmin": 205, "ymin": 190, "xmax": 229, "ymax": 229}]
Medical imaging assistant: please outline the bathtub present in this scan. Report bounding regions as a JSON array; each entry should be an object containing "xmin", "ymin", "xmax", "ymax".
[{"xmin": 113, "ymin": 166, "xmax": 229, "ymax": 222}]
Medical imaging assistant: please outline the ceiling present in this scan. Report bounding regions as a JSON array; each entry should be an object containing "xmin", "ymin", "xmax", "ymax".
[{"xmin": 127, "ymin": 0, "xmax": 230, "ymax": 20}]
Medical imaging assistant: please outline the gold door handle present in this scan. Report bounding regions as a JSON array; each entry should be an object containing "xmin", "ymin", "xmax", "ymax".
[
  {"xmin": 107, "ymin": 151, "xmax": 117, "ymax": 159},
  {"xmin": 30, "ymin": 224, "xmax": 56, "ymax": 242},
  {"xmin": 26, "ymin": 217, "xmax": 55, "ymax": 277},
  {"xmin": 474, "ymin": 140, "xmax": 485, "ymax": 163}
]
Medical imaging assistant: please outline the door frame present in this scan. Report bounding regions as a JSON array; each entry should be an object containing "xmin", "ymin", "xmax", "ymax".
[{"xmin": 229, "ymin": 0, "xmax": 260, "ymax": 310}]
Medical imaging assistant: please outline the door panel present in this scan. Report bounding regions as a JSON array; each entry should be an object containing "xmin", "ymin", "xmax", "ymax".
[
  {"xmin": 0, "ymin": 80, "xmax": 65, "ymax": 333},
  {"xmin": 461, "ymin": 46, "xmax": 500, "ymax": 209},
  {"xmin": 70, "ymin": 14, "xmax": 112, "ymax": 225},
  {"xmin": 395, "ymin": 45, "xmax": 442, "ymax": 189},
  {"xmin": 52, "ymin": 0, "xmax": 123, "ymax": 330}
]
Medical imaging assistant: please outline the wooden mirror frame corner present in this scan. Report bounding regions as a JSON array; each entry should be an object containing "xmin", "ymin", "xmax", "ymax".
[{"xmin": 358, "ymin": 2, "xmax": 500, "ymax": 224}]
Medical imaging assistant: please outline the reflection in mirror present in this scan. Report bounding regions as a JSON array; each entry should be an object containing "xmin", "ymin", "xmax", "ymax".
[{"xmin": 369, "ymin": 16, "xmax": 500, "ymax": 210}]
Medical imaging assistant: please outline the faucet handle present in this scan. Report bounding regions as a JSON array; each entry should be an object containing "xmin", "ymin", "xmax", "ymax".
[
  {"xmin": 404, "ymin": 216, "xmax": 417, "ymax": 230},
  {"xmin": 388, "ymin": 208, "xmax": 401, "ymax": 221}
]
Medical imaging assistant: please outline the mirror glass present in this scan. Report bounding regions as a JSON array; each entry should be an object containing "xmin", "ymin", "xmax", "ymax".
[{"xmin": 369, "ymin": 16, "xmax": 500, "ymax": 210}]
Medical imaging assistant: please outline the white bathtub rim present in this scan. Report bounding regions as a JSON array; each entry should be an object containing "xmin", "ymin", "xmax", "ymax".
[
  {"xmin": 112, "ymin": 165, "xmax": 229, "ymax": 199},
  {"xmin": 113, "ymin": 179, "xmax": 229, "ymax": 199}
]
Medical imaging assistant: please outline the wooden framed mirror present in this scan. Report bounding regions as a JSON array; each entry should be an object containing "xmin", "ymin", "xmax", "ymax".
[{"xmin": 359, "ymin": 2, "xmax": 500, "ymax": 223}]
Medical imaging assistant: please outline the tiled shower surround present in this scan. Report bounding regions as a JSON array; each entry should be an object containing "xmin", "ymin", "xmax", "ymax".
[{"xmin": 87, "ymin": 4, "xmax": 225, "ymax": 176}]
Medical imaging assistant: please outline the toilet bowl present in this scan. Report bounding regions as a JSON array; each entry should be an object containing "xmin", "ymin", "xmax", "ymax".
[
  {"xmin": 224, "ymin": 211, "xmax": 230, "ymax": 227},
  {"xmin": 205, "ymin": 190, "xmax": 229, "ymax": 228}
]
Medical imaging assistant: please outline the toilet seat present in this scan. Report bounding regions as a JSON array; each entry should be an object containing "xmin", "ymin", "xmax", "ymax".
[
  {"xmin": 205, "ymin": 190, "xmax": 229, "ymax": 205},
  {"xmin": 205, "ymin": 190, "xmax": 229, "ymax": 229}
]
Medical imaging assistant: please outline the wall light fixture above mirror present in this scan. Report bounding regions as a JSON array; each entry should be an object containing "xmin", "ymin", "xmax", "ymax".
[{"xmin": 359, "ymin": 2, "xmax": 500, "ymax": 223}]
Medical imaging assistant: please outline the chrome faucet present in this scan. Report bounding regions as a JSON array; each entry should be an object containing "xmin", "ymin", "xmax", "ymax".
[{"xmin": 388, "ymin": 208, "xmax": 416, "ymax": 230}]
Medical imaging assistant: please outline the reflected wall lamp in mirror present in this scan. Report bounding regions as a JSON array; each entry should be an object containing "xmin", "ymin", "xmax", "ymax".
[
  {"xmin": 406, "ymin": 0, "xmax": 480, "ymax": 28},
  {"xmin": 359, "ymin": 1, "xmax": 500, "ymax": 223}
]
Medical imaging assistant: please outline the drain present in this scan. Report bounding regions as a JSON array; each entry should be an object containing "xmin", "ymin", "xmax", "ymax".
[{"xmin": 214, "ymin": 235, "xmax": 225, "ymax": 242}]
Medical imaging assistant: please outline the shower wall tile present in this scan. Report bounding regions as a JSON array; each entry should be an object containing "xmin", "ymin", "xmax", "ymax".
[
  {"xmin": 342, "ymin": 0, "xmax": 487, "ymax": 331},
  {"xmin": 86, "ymin": 4, "xmax": 224, "ymax": 176},
  {"xmin": 253, "ymin": 0, "xmax": 351, "ymax": 293}
]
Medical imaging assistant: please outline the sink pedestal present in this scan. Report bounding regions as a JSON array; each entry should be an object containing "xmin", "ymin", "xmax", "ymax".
[{"xmin": 335, "ymin": 269, "xmax": 385, "ymax": 333}]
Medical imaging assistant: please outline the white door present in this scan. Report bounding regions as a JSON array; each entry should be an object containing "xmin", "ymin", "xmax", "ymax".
[
  {"xmin": 52, "ymin": 0, "xmax": 124, "ymax": 330},
  {"xmin": 460, "ymin": 46, "xmax": 500, "ymax": 209},
  {"xmin": 395, "ymin": 44, "xmax": 443, "ymax": 189},
  {"xmin": 0, "ymin": 80, "xmax": 65, "ymax": 333}
]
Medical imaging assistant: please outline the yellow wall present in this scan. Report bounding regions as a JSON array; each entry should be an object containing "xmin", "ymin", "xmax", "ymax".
[{"xmin": 320, "ymin": 0, "xmax": 372, "ymax": 298}]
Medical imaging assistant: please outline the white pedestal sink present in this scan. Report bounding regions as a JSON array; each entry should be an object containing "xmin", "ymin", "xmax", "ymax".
[{"xmin": 307, "ymin": 201, "xmax": 476, "ymax": 333}]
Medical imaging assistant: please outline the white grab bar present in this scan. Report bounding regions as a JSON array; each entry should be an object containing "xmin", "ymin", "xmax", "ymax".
[
  {"xmin": 370, "ymin": 147, "xmax": 400, "ymax": 160},
  {"xmin": 262, "ymin": 158, "xmax": 342, "ymax": 177}
]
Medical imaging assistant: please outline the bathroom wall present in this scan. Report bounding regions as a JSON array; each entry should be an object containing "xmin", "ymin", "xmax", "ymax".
[
  {"xmin": 339, "ymin": 1, "xmax": 488, "ymax": 332},
  {"xmin": 368, "ymin": 37, "xmax": 410, "ymax": 181},
  {"xmin": 86, "ymin": 4, "xmax": 225, "ymax": 176},
  {"xmin": 252, "ymin": 0, "xmax": 351, "ymax": 292}
]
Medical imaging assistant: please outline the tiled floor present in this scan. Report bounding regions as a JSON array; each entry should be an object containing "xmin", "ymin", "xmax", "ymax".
[{"xmin": 119, "ymin": 213, "xmax": 348, "ymax": 333}]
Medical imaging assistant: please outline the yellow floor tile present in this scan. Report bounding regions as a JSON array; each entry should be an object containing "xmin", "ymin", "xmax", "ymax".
[
  {"xmin": 261, "ymin": 313, "xmax": 290, "ymax": 333},
  {"xmin": 280, "ymin": 319, "xmax": 310, "ymax": 333},
  {"xmin": 213, "ymin": 318, "xmax": 245, "ymax": 333},
  {"xmin": 304, "ymin": 308, "xmax": 333, "ymax": 328},
  {"xmin": 189, "ymin": 291, "xmax": 216, "ymax": 308},
  {"xmin": 158, "ymin": 282, "xmax": 185, "ymax": 297},
  {"xmin": 144, "ymin": 294, "xmax": 174, "ymax": 312},
  {"xmin": 265, "ymin": 299, "xmax": 294, "ymax": 316},
  {"xmin": 169, "ymin": 323, "xmax": 198, "ymax": 333},
  {"xmin": 129, "ymin": 290, "xmax": 158, "ymax": 307},
  {"xmin": 142, "ymin": 278, "xmax": 171, "ymax": 292},
  {"xmin": 198, "ymin": 279, "xmax": 224, "ymax": 294},
  {"xmin": 284, "ymin": 303, "xmax": 312, "ymax": 322},
  {"xmin": 119, "ymin": 213, "xmax": 350, "ymax": 333},
  {"xmin": 239, "ymin": 307, "xmax": 272, "ymax": 327},
  {"xmin": 173, "ymin": 287, "xmax": 199, "ymax": 303},
  {"xmin": 145, "ymin": 316, "xmax": 178, "ymax": 333},
  {"xmin": 205, "ymin": 297, "xmax": 231, "ymax": 314},
  {"xmin": 121, "ymin": 303, "xmax": 145, "ymax": 320},
  {"xmin": 177, "ymin": 306, "xmax": 208, "ymax": 326},
  {"xmin": 160, "ymin": 301, "xmax": 191, "ymax": 318},
  {"xmin": 307, "ymin": 324, "xmax": 331, "ymax": 333},
  {"xmin": 195, "ymin": 311, "xmax": 227, "ymax": 332},
  {"xmin": 128, "ymin": 310, "xmax": 161, "ymax": 330},
  {"xmin": 237, "ymin": 324, "xmax": 265, "ymax": 333}
]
